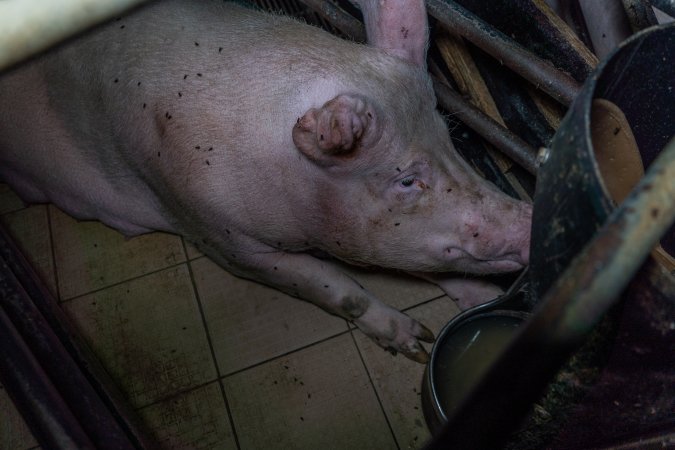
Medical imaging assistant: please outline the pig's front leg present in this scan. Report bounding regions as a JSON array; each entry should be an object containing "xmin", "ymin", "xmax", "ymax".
[
  {"xmin": 411, "ymin": 273, "xmax": 504, "ymax": 310},
  {"xmin": 195, "ymin": 235, "xmax": 434, "ymax": 363}
]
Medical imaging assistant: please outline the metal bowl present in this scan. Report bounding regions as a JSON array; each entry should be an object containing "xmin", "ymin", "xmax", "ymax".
[{"xmin": 422, "ymin": 307, "xmax": 530, "ymax": 434}]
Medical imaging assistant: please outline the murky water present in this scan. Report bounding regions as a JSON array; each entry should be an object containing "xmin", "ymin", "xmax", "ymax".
[{"xmin": 433, "ymin": 314, "xmax": 524, "ymax": 418}]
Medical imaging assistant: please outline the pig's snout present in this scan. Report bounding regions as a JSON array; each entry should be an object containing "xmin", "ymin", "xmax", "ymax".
[
  {"xmin": 448, "ymin": 200, "xmax": 532, "ymax": 274},
  {"xmin": 490, "ymin": 201, "xmax": 531, "ymax": 269}
]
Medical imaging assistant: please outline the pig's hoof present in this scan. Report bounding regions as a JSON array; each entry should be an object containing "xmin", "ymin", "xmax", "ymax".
[{"xmin": 355, "ymin": 305, "xmax": 435, "ymax": 364}]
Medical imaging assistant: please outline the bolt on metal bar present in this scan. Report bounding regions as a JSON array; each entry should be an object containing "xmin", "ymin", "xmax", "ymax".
[
  {"xmin": 425, "ymin": 0, "xmax": 582, "ymax": 106},
  {"xmin": 427, "ymin": 137, "xmax": 675, "ymax": 449}
]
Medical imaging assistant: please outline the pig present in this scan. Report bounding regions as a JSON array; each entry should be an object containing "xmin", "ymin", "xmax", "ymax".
[{"xmin": 0, "ymin": 0, "xmax": 531, "ymax": 363}]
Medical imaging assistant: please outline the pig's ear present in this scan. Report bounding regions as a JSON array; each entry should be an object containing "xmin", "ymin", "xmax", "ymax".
[
  {"xmin": 292, "ymin": 94, "xmax": 379, "ymax": 166},
  {"xmin": 358, "ymin": 0, "xmax": 429, "ymax": 67}
]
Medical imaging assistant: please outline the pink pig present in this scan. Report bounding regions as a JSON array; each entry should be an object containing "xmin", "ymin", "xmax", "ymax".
[{"xmin": 0, "ymin": 0, "xmax": 531, "ymax": 362}]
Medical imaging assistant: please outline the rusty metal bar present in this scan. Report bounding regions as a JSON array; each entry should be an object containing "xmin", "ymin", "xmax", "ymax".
[
  {"xmin": 622, "ymin": 0, "xmax": 659, "ymax": 32},
  {"xmin": 425, "ymin": 0, "xmax": 581, "ymax": 106},
  {"xmin": 432, "ymin": 78, "xmax": 539, "ymax": 174},
  {"xmin": 299, "ymin": 0, "xmax": 366, "ymax": 41},
  {"xmin": 0, "ymin": 304, "xmax": 95, "ymax": 449},
  {"xmin": 427, "ymin": 136, "xmax": 675, "ymax": 449},
  {"xmin": 0, "ymin": 223, "xmax": 153, "ymax": 449},
  {"xmin": 297, "ymin": 0, "xmax": 539, "ymax": 173},
  {"xmin": 0, "ymin": 0, "xmax": 152, "ymax": 72}
]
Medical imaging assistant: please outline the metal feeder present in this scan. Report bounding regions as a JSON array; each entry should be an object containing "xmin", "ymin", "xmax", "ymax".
[{"xmin": 425, "ymin": 21, "xmax": 675, "ymax": 449}]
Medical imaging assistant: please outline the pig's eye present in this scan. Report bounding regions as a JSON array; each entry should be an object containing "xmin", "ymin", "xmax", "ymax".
[{"xmin": 400, "ymin": 176, "xmax": 415, "ymax": 188}]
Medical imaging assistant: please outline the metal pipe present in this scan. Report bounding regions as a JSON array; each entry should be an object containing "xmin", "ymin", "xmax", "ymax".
[
  {"xmin": 622, "ymin": 0, "xmax": 659, "ymax": 32},
  {"xmin": 0, "ymin": 223, "xmax": 153, "ymax": 449},
  {"xmin": 299, "ymin": 0, "xmax": 366, "ymax": 41},
  {"xmin": 427, "ymin": 136, "xmax": 675, "ymax": 449},
  {"xmin": 0, "ymin": 0, "xmax": 151, "ymax": 72},
  {"xmin": 432, "ymin": 78, "xmax": 539, "ymax": 174},
  {"xmin": 0, "ymin": 298, "xmax": 95, "ymax": 449},
  {"xmin": 425, "ymin": 0, "xmax": 581, "ymax": 106},
  {"xmin": 298, "ymin": 0, "xmax": 539, "ymax": 173}
]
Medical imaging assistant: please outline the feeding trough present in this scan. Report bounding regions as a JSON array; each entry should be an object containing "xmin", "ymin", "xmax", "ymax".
[{"xmin": 424, "ymin": 21, "xmax": 675, "ymax": 449}]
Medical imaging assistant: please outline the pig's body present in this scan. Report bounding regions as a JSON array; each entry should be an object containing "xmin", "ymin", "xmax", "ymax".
[{"xmin": 0, "ymin": 0, "xmax": 531, "ymax": 362}]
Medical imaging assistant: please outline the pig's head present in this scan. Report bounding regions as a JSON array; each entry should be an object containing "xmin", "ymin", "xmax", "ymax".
[{"xmin": 291, "ymin": 0, "xmax": 531, "ymax": 275}]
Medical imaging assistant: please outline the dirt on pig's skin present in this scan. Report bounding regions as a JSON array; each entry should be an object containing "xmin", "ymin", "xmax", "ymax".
[{"xmin": 0, "ymin": 0, "xmax": 531, "ymax": 362}]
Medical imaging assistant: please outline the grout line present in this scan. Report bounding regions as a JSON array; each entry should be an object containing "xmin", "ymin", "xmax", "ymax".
[
  {"xmin": 348, "ymin": 328, "xmax": 402, "ymax": 450},
  {"xmin": 219, "ymin": 324, "xmax": 352, "ymax": 379},
  {"xmin": 402, "ymin": 293, "xmax": 448, "ymax": 313},
  {"xmin": 129, "ymin": 326, "xmax": 344, "ymax": 416},
  {"xmin": 57, "ymin": 251, "xmax": 209, "ymax": 304},
  {"xmin": 57, "ymin": 259, "xmax": 190, "ymax": 304},
  {"xmin": 0, "ymin": 206, "xmax": 28, "ymax": 216},
  {"xmin": 215, "ymin": 293, "xmax": 450, "ymax": 380},
  {"xmin": 181, "ymin": 237, "xmax": 242, "ymax": 450},
  {"xmin": 45, "ymin": 206, "xmax": 63, "ymax": 303},
  {"xmin": 135, "ymin": 377, "xmax": 223, "ymax": 411}
]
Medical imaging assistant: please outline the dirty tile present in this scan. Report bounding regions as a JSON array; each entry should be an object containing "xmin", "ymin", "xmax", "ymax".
[
  {"xmin": 353, "ymin": 297, "xmax": 460, "ymax": 450},
  {"xmin": 342, "ymin": 264, "xmax": 444, "ymax": 311},
  {"xmin": 224, "ymin": 333, "xmax": 397, "ymax": 450},
  {"xmin": 61, "ymin": 265, "xmax": 216, "ymax": 408},
  {"xmin": 0, "ymin": 384, "xmax": 39, "ymax": 450},
  {"xmin": 50, "ymin": 206, "xmax": 185, "ymax": 299},
  {"xmin": 182, "ymin": 238, "xmax": 203, "ymax": 260},
  {"xmin": 0, "ymin": 184, "xmax": 25, "ymax": 215},
  {"xmin": 0, "ymin": 205, "xmax": 57, "ymax": 297},
  {"xmin": 191, "ymin": 256, "xmax": 348, "ymax": 375},
  {"xmin": 139, "ymin": 382, "xmax": 236, "ymax": 450}
]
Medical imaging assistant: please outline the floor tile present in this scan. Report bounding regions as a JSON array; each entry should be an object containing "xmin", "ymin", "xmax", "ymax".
[
  {"xmin": 341, "ymin": 264, "xmax": 444, "ymax": 311},
  {"xmin": 50, "ymin": 207, "xmax": 186, "ymax": 299},
  {"xmin": 61, "ymin": 265, "xmax": 216, "ymax": 408},
  {"xmin": 223, "ymin": 333, "xmax": 397, "ymax": 450},
  {"xmin": 183, "ymin": 238, "xmax": 203, "ymax": 260},
  {"xmin": 353, "ymin": 297, "xmax": 460, "ymax": 449},
  {"xmin": 0, "ymin": 184, "xmax": 25, "ymax": 215},
  {"xmin": 139, "ymin": 382, "xmax": 237, "ymax": 450},
  {"xmin": 0, "ymin": 205, "xmax": 57, "ymax": 297},
  {"xmin": 191, "ymin": 256, "xmax": 348, "ymax": 375},
  {"xmin": 0, "ymin": 384, "xmax": 38, "ymax": 450}
]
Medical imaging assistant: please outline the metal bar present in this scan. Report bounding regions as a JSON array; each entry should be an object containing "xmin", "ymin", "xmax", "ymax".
[
  {"xmin": 0, "ymin": 0, "xmax": 152, "ymax": 72},
  {"xmin": 299, "ymin": 0, "xmax": 366, "ymax": 41},
  {"xmin": 427, "ymin": 136, "xmax": 675, "ymax": 449},
  {"xmin": 0, "ymin": 283, "xmax": 95, "ymax": 449},
  {"xmin": 433, "ymin": 78, "xmax": 539, "ymax": 174},
  {"xmin": 652, "ymin": 0, "xmax": 675, "ymax": 17},
  {"xmin": 297, "ymin": 0, "xmax": 539, "ymax": 173},
  {"xmin": 622, "ymin": 0, "xmax": 659, "ymax": 32},
  {"xmin": 0, "ymin": 223, "xmax": 153, "ymax": 449},
  {"xmin": 425, "ymin": 0, "xmax": 581, "ymax": 106}
]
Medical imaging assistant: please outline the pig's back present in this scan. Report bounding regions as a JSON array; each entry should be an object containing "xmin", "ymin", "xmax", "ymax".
[
  {"xmin": 0, "ymin": 1, "xmax": 402, "ymax": 235},
  {"xmin": 0, "ymin": 2, "xmax": 355, "ymax": 231}
]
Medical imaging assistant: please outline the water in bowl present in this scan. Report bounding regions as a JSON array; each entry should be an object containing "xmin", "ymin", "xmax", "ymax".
[{"xmin": 434, "ymin": 313, "xmax": 524, "ymax": 418}]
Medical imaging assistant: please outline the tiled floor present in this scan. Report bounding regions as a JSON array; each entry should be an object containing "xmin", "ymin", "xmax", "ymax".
[{"xmin": 0, "ymin": 184, "xmax": 460, "ymax": 450}]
